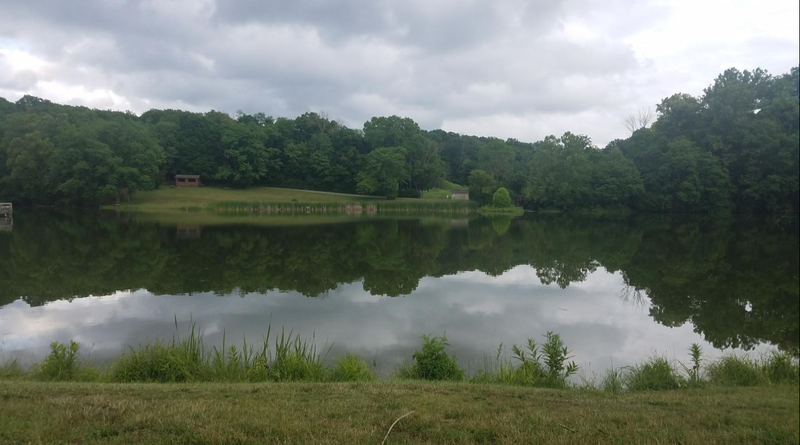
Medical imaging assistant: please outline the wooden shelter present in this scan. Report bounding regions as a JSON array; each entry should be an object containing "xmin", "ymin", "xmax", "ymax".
[
  {"xmin": 175, "ymin": 175, "xmax": 201, "ymax": 187},
  {"xmin": 450, "ymin": 189, "xmax": 469, "ymax": 200}
]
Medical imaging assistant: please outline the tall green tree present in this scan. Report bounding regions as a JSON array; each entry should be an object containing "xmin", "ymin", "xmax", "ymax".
[
  {"xmin": 404, "ymin": 135, "xmax": 445, "ymax": 193},
  {"xmin": 356, "ymin": 147, "xmax": 408, "ymax": 199},
  {"xmin": 363, "ymin": 116, "xmax": 420, "ymax": 149},
  {"xmin": 468, "ymin": 169, "xmax": 497, "ymax": 205},
  {"xmin": 4, "ymin": 131, "xmax": 55, "ymax": 203},
  {"xmin": 524, "ymin": 133, "xmax": 593, "ymax": 210},
  {"xmin": 477, "ymin": 139, "xmax": 515, "ymax": 182},
  {"xmin": 590, "ymin": 147, "xmax": 644, "ymax": 207},
  {"xmin": 215, "ymin": 119, "xmax": 281, "ymax": 187}
]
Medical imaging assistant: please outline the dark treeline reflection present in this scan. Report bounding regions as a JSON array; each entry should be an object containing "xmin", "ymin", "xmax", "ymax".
[{"xmin": 0, "ymin": 212, "xmax": 797, "ymax": 354}]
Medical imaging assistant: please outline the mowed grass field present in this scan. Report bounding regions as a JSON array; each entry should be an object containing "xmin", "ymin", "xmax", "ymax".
[
  {"xmin": 0, "ymin": 381, "xmax": 796, "ymax": 444},
  {"xmin": 422, "ymin": 180, "xmax": 466, "ymax": 200},
  {"xmin": 108, "ymin": 183, "xmax": 468, "ymax": 213},
  {"xmin": 108, "ymin": 186, "xmax": 388, "ymax": 212}
]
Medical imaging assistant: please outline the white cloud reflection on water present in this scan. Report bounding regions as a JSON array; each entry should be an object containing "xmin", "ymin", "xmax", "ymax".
[{"xmin": 0, "ymin": 265, "xmax": 770, "ymax": 379}]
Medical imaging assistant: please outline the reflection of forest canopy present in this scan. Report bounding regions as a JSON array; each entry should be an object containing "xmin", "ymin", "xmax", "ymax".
[{"xmin": 0, "ymin": 213, "xmax": 797, "ymax": 353}]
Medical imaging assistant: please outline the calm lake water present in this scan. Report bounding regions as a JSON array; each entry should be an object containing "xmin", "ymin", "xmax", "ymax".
[{"xmin": 1, "ymin": 211, "xmax": 797, "ymax": 377}]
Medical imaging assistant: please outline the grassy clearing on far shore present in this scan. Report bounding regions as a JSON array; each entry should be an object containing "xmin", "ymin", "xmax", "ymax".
[
  {"xmin": 106, "ymin": 186, "xmax": 388, "ymax": 212},
  {"xmin": 0, "ymin": 381, "xmax": 796, "ymax": 444},
  {"xmin": 121, "ymin": 210, "xmax": 367, "ymax": 226},
  {"xmin": 109, "ymin": 185, "xmax": 466, "ymax": 214},
  {"xmin": 422, "ymin": 180, "xmax": 466, "ymax": 200},
  {"xmin": 117, "ymin": 211, "xmax": 472, "ymax": 227}
]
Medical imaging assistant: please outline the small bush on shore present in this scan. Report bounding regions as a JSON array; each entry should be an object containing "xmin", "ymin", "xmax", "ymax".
[
  {"xmin": 492, "ymin": 187, "xmax": 513, "ymax": 208},
  {"xmin": 398, "ymin": 334, "xmax": 464, "ymax": 381}
]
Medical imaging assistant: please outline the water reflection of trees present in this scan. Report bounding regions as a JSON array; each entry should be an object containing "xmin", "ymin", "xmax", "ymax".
[{"xmin": 0, "ymin": 212, "xmax": 797, "ymax": 354}]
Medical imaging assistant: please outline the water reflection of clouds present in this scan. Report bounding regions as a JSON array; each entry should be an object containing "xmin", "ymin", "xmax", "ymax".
[
  {"xmin": 0, "ymin": 265, "xmax": 770, "ymax": 378},
  {"xmin": 439, "ymin": 267, "xmax": 544, "ymax": 286}
]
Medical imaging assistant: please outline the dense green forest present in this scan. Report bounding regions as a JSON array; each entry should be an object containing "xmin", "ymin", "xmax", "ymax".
[
  {"xmin": 0, "ymin": 213, "xmax": 797, "ymax": 354},
  {"xmin": 0, "ymin": 67, "xmax": 797, "ymax": 212}
]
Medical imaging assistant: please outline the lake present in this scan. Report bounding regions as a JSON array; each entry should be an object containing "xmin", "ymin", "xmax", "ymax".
[{"xmin": 0, "ymin": 211, "xmax": 797, "ymax": 378}]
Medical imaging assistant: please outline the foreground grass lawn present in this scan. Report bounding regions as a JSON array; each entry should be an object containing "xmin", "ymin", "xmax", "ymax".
[{"xmin": 1, "ymin": 381, "xmax": 797, "ymax": 444}]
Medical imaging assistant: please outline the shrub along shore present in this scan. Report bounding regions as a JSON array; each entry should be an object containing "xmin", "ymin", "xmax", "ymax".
[{"xmin": 1, "ymin": 326, "xmax": 797, "ymax": 444}]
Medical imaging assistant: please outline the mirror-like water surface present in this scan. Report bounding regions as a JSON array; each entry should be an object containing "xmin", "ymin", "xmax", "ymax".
[{"xmin": 1, "ymin": 211, "xmax": 797, "ymax": 376}]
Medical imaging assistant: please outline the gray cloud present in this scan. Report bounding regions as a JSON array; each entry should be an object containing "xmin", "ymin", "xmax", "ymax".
[
  {"xmin": 0, "ymin": 0, "xmax": 797, "ymax": 145},
  {"xmin": 0, "ymin": 54, "xmax": 38, "ymax": 90},
  {"xmin": 209, "ymin": 0, "xmax": 570, "ymax": 52}
]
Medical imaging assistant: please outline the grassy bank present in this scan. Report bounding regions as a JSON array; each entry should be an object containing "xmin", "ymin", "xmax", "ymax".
[{"xmin": 1, "ymin": 381, "xmax": 797, "ymax": 444}]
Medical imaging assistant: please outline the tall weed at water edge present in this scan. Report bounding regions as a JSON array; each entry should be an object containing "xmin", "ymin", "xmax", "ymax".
[
  {"xmin": 473, "ymin": 332, "xmax": 578, "ymax": 388},
  {"xmin": 707, "ymin": 355, "xmax": 765, "ymax": 387},
  {"xmin": 761, "ymin": 351, "xmax": 799, "ymax": 385},
  {"xmin": 473, "ymin": 344, "xmax": 517, "ymax": 384},
  {"xmin": 0, "ymin": 358, "xmax": 23, "ymax": 379},
  {"xmin": 624, "ymin": 357, "xmax": 684, "ymax": 391},
  {"xmin": 601, "ymin": 366, "xmax": 625, "ymax": 393},
  {"xmin": 706, "ymin": 352, "xmax": 798, "ymax": 387},
  {"xmin": 111, "ymin": 322, "xmax": 331, "ymax": 382},
  {"xmin": 210, "ymin": 331, "xmax": 274, "ymax": 381},
  {"xmin": 112, "ymin": 322, "xmax": 206, "ymax": 382},
  {"xmin": 679, "ymin": 343, "xmax": 705, "ymax": 388},
  {"xmin": 40, "ymin": 341, "xmax": 81, "ymax": 381},
  {"xmin": 267, "ymin": 327, "xmax": 330, "ymax": 382},
  {"xmin": 332, "ymin": 354, "xmax": 377, "ymax": 382},
  {"xmin": 540, "ymin": 332, "xmax": 579, "ymax": 387}
]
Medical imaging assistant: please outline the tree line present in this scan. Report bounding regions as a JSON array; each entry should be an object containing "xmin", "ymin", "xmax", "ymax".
[{"xmin": 0, "ymin": 66, "xmax": 797, "ymax": 212}]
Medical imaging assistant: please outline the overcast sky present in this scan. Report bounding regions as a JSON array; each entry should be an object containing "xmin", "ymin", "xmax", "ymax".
[{"xmin": 1, "ymin": 0, "xmax": 798, "ymax": 146}]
